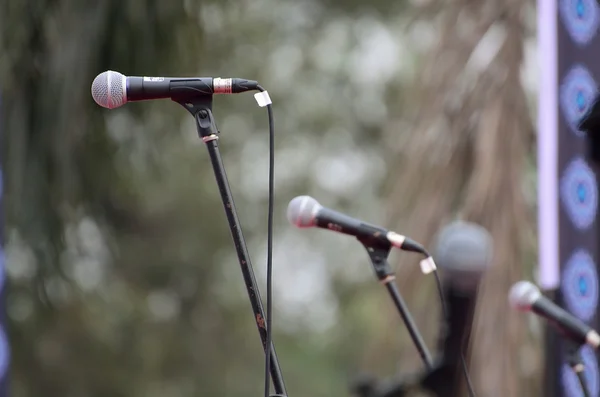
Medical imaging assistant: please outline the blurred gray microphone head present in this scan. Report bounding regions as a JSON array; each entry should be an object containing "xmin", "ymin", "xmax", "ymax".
[
  {"xmin": 433, "ymin": 221, "xmax": 493, "ymax": 293},
  {"xmin": 91, "ymin": 70, "xmax": 127, "ymax": 109},
  {"xmin": 508, "ymin": 280, "xmax": 541, "ymax": 312},
  {"xmin": 287, "ymin": 195, "xmax": 323, "ymax": 228}
]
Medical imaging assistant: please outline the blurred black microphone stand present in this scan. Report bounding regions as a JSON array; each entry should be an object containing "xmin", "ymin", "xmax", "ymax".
[
  {"xmin": 351, "ymin": 237, "xmax": 432, "ymax": 397},
  {"xmin": 358, "ymin": 238, "xmax": 434, "ymax": 370},
  {"xmin": 174, "ymin": 95, "xmax": 287, "ymax": 396},
  {"xmin": 565, "ymin": 342, "xmax": 591, "ymax": 397}
]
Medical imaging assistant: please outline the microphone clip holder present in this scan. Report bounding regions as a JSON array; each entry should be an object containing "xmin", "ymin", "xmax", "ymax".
[
  {"xmin": 174, "ymin": 95, "xmax": 288, "ymax": 396},
  {"xmin": 359, "ymin": 239, "xmax": 395, "ymax": 282},
  {"xmin": 358, "ymin": 238, "xmax": 434, "ymax": 371}
]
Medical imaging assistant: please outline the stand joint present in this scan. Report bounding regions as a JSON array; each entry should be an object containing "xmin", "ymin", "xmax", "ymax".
[
  {"xmin": 175, "ymin": 95, "xmax": 220, "ymax": 141},
  {"xmin": 359, "ymin": 239, "xmax": 394, "ymax": 283}
]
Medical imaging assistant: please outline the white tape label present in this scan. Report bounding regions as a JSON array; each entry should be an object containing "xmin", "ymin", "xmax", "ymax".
[
  {"xmin": 254, "ymin": 91, "xmax": 272, "ymax": 107},
  {"xmin": 420, "ymin": 257, "xmax": 437, "ymax": 274}
]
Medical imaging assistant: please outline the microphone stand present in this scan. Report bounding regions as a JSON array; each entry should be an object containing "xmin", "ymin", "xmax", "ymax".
[
  {"xmin": 358, "ymin": 238, "xmax": 434, "ymax": 370},
  {"xmin": 352, "ymin": 240, "xmax": 466, "ymax": 397},
  {"xmin": 174, "ymin": 95, "xmax": 287, "ymax": 397},
  {"xmin": 566, "ymin": 342, "xmax": 591, "ymax": 397}
]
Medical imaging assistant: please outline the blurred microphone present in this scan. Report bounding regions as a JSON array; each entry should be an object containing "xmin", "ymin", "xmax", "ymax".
[
  {"xmin": 91, "ymin": 70, "xmax": 259, "ymax": 109},
  {"xmin": 286, "ymin": 195, "xmax": 426, "ymax": 255},
  {"xmin": 419, "ymin": 221, "xmax": 492, "ymax": 396},
  {"xmin": 509, "ymin": 281, "xmax": 600, "ymax": 349}
]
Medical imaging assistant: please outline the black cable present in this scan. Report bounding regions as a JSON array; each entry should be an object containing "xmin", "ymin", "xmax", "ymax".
[{"xmin": 257, "ymin": 85, "xmax": 275, "ymax": 397}]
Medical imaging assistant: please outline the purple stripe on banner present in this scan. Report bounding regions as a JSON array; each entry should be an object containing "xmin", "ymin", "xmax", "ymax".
[{"xmin": 538, "ymin": 0, "xmax": 560, "ymax": 290}]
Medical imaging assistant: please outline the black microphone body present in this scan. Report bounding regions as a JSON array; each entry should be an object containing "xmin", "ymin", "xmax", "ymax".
[
  {"xmin": 532, "ymin": 296, "xmax": 594, "ymax": 346},
  {"xmin": 510, "ymin": 281, "xmax": 600, "ymax": 349},
  {"xmin": 287, "ymin": 196, "xmax": 426, "ymax": 254},
  {"xmin": 437, "ymin": 288, "xmax": 476, "ymax": 365},
  {"xmin": 314, "ymin": 207, "xmax": 389, "ymax": 244},
  {"xmin": 126, "ymin": 76, "xmax": 257, "ymax": 102}
]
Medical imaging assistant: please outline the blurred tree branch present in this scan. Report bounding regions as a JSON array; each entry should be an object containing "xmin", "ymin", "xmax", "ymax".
[{"xmin": 380, "ymin": 1, "xmax": 538, "ymax": 396}]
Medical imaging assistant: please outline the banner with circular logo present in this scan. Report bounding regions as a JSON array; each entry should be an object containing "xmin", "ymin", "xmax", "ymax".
[
  {"xmin": 545, "ymin": 1, "xmax": 600, "ymax": 396},
  {"xmin": 560, "ymin": 157, "xmax": 598, "ymax": 230},
  {"xmin": 561, "ymin": 249, "xmax": 599, "ymax": 321},
  {"xmin": 560, "ymin": 65, "xmax": 598, "ymax": 137},
  {"xmin": 560, "ymin": 0, "xmax": 600, "ymax": 46}
]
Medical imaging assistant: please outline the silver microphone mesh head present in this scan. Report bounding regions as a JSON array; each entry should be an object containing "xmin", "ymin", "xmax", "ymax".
[
  {"xmin": 91, "ymin": 71, "xmax": 127, "ymax": 109},
  {"xmin": 508, "ymin": 281, "xmax": 541, "ymax": 311},
  {"xmin": 287, "ymin": 196, "xmax": 322, "ymax": 228},
  {"xmin": 433, "ymin": 221, "xmax": 493, "ymax": 292}
]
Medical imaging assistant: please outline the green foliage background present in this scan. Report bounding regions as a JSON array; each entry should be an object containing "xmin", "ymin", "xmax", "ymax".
[{"xmin": 0, "ymin": 1, "xmax": 539, "ymax": 396}]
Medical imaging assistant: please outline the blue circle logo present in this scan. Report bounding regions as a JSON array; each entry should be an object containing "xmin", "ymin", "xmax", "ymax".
[
  {"xmin": 562, "ymin": 346, "xmax": 600, "ymax": 397},
  {"xmin": 561, "ymin": 65, "xmax": 598, "ymax": 136},
  {"xmin": 561, "ymin": 157, "xmax": 598, "ymax": 230},
  {"xmin": 560, "ymin": 0, "xmax": 600, "ymax": 46},
  {"xmin": 562, "ymin": 250, "xmax": 599, "ymax": 321}
]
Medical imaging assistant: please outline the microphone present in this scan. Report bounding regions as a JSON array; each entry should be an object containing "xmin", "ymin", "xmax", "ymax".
[
  {"xmin": 420, "ymin": 221, "xmax": 492, "ymax": 396},
  {"xmin": 509, "ymin": 281, "xmax": 600, "ymax": 349},
  {"xmin": 91, "ymin": 70, "xmax": 259, "ymax": 109},
  {"xmin": 286, "ymin": 195, "xmax": 427, "ymax": 255}
]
